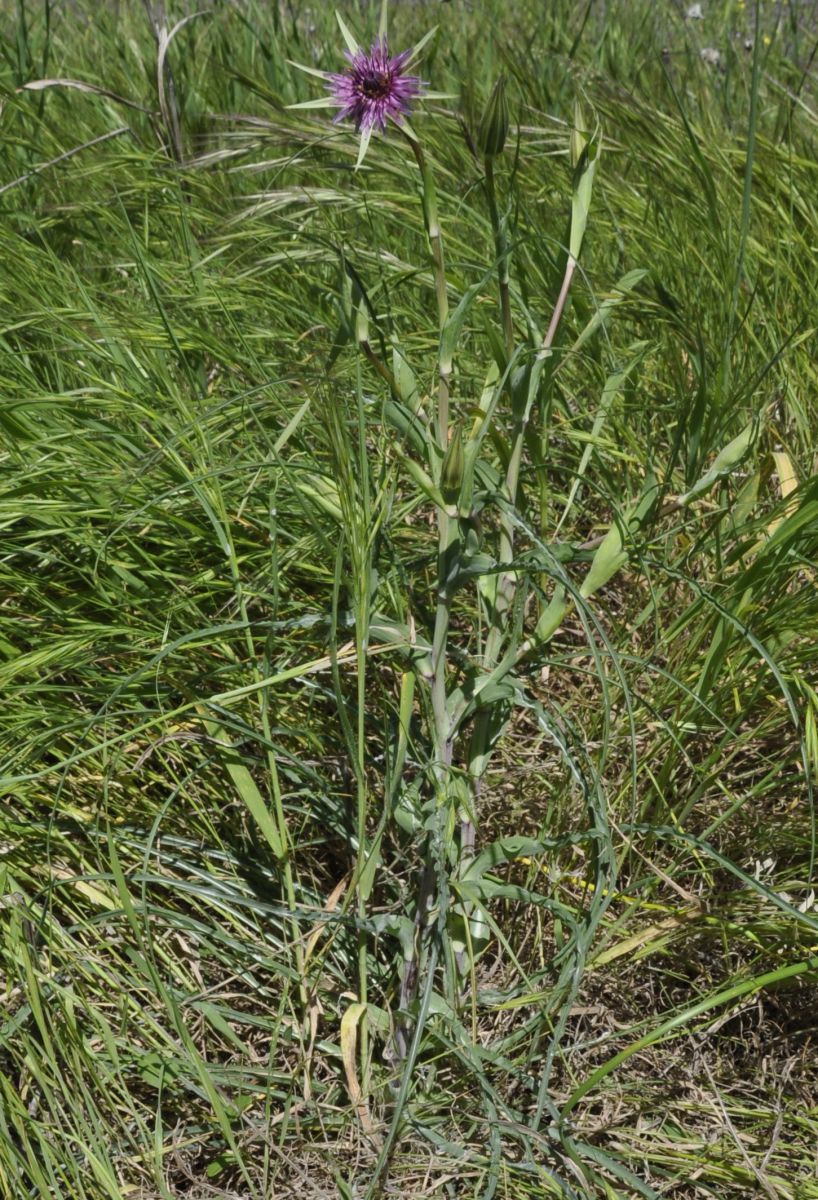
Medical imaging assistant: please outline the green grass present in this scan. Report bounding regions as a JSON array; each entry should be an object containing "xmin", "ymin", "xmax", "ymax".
[{"xmin": 2, "ymin": 0, "xmax": 818, "ymax": 1196}]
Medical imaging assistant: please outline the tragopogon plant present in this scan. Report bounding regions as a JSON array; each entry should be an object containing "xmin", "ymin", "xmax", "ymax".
[
  {"xmin": 290, "ymin": 4, "xmax": 754, "ymax": 1180},
  {"xmin": 291, "ymin": 0, "xmax": 604, "ymax": 1092}
]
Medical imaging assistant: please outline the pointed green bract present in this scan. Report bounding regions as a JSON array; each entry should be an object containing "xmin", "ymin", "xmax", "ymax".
[
  {"xmin": 335, "ymin": 10, "xmax": 360, "ymax": 55},
  {"xmin": 287, "ymin": 97, "xmax": 337, "ymax": 111},
  {"xmin": 354, "ymin": 122, "xmax": 373, "ymax": 170},
  {"xmin": 288, "ymin": 59, "xmax": 330, "ymax": 81},
  {"xmin": 405, "ymin": 25, "xmax": 438, "ymax": 67}
]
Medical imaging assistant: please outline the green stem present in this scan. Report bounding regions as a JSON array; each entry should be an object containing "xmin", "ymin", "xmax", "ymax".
[
  {"xmin": 466, "ymin": 253, "xmax": 579, "ymax": 843},
  {"xmin": 355, "ymin": 597, "xmax": 369, "ymax": 1085},
  {"xmin": 484, "ymin": 155, "xmax": 514, "ymax": 359},
  {"xmin": 354, "ymin": 363, "xmax": 371, "ymax": 1091},
  {"xmin": 485, "ymin": 150, "xmax": 517, "ymax": 641},
  {"xmin": 407, "ymin": 133, "xmax": 449, "ymax": 449},
  {"xmin": 431, "ymin": 509, "xmax": 458, "ymax": 781},
  {"xmin": 541, "ymin": 255, "xmax": 576, "ymax": 359},
  {"xmin": 393, "ymin": 130, "xmax": 458, "ymax": 1050},
  {"xmin": 404, "ymin": 130, "xmax": 453, "ymax": 777},
  {"xmin": 537, "ymin": 252, "xmax": 577, "ymax": 555},
  {"xmin": 461, "ymin": 158, "xmax": 518, "ymax": 864}
]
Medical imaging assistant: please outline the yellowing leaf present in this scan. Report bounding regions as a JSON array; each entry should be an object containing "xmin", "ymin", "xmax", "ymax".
[
  {"xmin": 768, "ymin": 450, "xmax": 799, "ymax": 536},
  {"xmin": 772, "ymin": 450, "xmax": 798, "ymax": 499},
  {"xmin": 340, "ymin": 1002, "xmax": 375, "ymax": 1134}
]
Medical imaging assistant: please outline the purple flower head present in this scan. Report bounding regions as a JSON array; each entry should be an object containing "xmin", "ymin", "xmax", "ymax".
[{"xmin": 328, "ymin": 39, "xmax": 424, "ymax": 133}]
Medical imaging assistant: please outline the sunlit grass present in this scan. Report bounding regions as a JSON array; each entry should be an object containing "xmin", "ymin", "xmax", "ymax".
[{"xmin": 1, "ymin": 1, "xmax": 817, "ymax": 1197}]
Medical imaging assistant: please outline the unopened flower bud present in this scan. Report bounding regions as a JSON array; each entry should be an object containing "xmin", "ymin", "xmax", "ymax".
[
  {"xmin": 440, "ymin": 427, "xmax": 464, "ymax": 502},
  {"xmin": 477, "ymin": 75, "xmax": 509, "ymax": 159}
]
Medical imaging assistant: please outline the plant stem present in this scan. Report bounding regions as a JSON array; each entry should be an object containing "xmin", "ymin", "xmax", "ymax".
[
  {"xmin": 355, "ymin": 594, "xmax": 370, "ymax": 1085},
  {"xmin": 484, "ymin": 155, "xmax": 514, "ymax": 359},
  {"xmin": 407, "ymin": 133, "xmax": 449, "ymax": 448},
  {"xmin": 394, "ymin": 130, "xmax": 456, "ymax": 1055},
  {"xmin": 541, "ymin": 255, "xmax": 577, "ymax": 359},
  {"xmin": 537, "ymin": 252, "xmax": 578, "ymax": 544},
  {"xmin": 354, "ymin": 364, "xmax": 372, "ymax": 1093},
  {"xmin": 405, "ymin": 130, "xmax": 452, "ymax": 781},
  {"xmin": 466, "ymin": 251, "xmax": 579, "ymax": 851},
  {"xmin": 461, "ymin": 158, "xmax": 518, "ymax": 866},
  {"xmin": 431, "ymin": 511, "xmax": 457, "ymax": 781}
]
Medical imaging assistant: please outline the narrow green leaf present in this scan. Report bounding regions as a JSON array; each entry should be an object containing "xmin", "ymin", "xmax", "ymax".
[
  {"xmin": 569, "ymin": 135, "xmax": 601, "ymax": 261},
  {"xmin": 439, "ymin": 276, "xmax": 489, "ymax": 374},
  {"xmin": 563, "ymin": 955, "xmax": 818, "ymax": 1116},
  {"xmin": 274, "ymin": 396, "xmax": 312, "ymax": 454},
  {"xmin": 557, "ymin": 349, "xmax": 647, "ymax": 532},
  {"xmin": 678, "ymin": 422, "xmax": 755, "ymax": 505},
  {"xmin": 464, "ymin": 836, "xmax": 547, "ymax": 881},
  {"xmin": 200, "ymin": 717, "xmax": 286, "ymax": 860},
  {"xmin": 580, "ymin": 477, "xmax": 659, "ymax": 599},
  {"xmin": 533, "ymin": 584, "xmax": 568, "ymax": 644},
  {"xmin": 357, "ymin": 828, "xmax": 383, "ymax": 902}
]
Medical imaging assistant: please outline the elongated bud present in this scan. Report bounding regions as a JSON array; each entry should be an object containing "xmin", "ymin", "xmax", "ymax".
[
  {"xmin": 354, "ymin": 293, "xmax": 369, "ymax": 347},
  {"xmin": 440, "ymin": 426, "xmax": 464, "ymax": 502},
  {"xmin": 570, "ymin": 97, "xmax": 588, "ymax": 169},
  {"xmin": 477, "ymin": 75, "xmax": 509, "ymax": 159}
]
